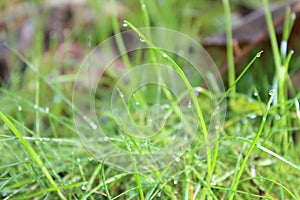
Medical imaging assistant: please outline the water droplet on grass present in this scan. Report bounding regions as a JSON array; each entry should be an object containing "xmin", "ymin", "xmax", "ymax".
[
  {"xmin": 90, "ymin": 122, "xmax": 98, "ymax": 130},
  {"xmin": 141, "ymin": 3, "xmax": 146, "ymax": 9},
  {"xmin": 33, "ymin": 104, "xmax": 38, "ymax": 110},
  {"xmin": 187, "ymin": 100, "xmax": 192, "ymax": 108},
  {"xmin": 88, "ymin": 157, "xmax": 93, "ymax": 161},
  {"xmin": 45, "ymin": 107, "xmax": 49, "ymax": 113},
  {"xmin": 290, "ymin": 49, "xmax": 295, "ymax": 55},
  {"xmin": 139, "ymin": 38, "xmax": 145, "ymax": 42},
  {"xmin": 249, "ymin": 113, "xmax": 257, "ymax": 119},
  {"xmin": 162, "ymin": 53, "xmax": 168, "ymax": 58},
  {"xmin": 268, "ymin": 89, "xmax": 274, "ymax": 96},
  {"xmin": 122, "ymin": 21, "xmax": 128, "ymax": 27},
  {"xmin": 104, "ymin": 136, "xmax": 109, "ymax": 141},
  {"xmin": 253, "ymin": 91, "xmax": 258, "ymax": 97},
  {"xmin": 175, "ymin": 157, "xmax": 180, "ymax": 162},
  {"xmin": 76, "ymin": 158, "xmax": 81, "ymax": 162},
  {"xmin": 83, "ymin": 115, "xmax": 98, "ymax": 130},
  {"xmin": 256, "ymin": 51, "xmax": 263, "ymax": 58},
  {"xmin": 241, "ymin": 118, "xmax": 248, "ymax": 124},
  {"xmin": 81, "ymin": 185, "xmax": 86, "ymax": 191},
  {"xmin": 117, "ymin": 88, "xmax": 124, "ymax": 98},
  {"xmin": 173, "ymin": 180, "xmax": 178, "ymax": 185},
  {"xmin": 18, "ymin": 105, "xmax": 22, "ymax": 111}
]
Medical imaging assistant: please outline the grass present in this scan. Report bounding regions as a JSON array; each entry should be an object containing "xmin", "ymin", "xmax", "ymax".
[{"xmin": 0, "ymin": 0, "xmax": 300, "ymax": 199}]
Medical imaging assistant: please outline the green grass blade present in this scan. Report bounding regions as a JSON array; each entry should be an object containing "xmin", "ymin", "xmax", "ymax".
[{"xmin": 222, "ymin": 0, "xmax": 235, "ymax": 94}]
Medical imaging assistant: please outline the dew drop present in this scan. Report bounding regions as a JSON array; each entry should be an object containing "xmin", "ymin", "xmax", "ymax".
[
  {"xmin": 117, "ymin": 88, "xmax": 124, "ymax": 98},
  {"xmin": 158, "ymin": 192, "xmax": 161, "ymax": 197},
  {"xmin": 39, "ymin": 138, "xmax": 43, "ymax": 142},
  {"xmin": 173, "ymin": 180, "xmax": 178, "ymax": 185},
  {"xmin": 162, "ymin": 53, "xmax": 168, "ymax": 58},
  {"xmin": 90, "ymin": 122, "xmax": 98, "ymax": 130},
  {"xmin": 215, "ymin": 125, "xmax": 220, "ymax": 130},
  {"xmin": 187, "ymin": 100, "xmax": 192, "ymax": 108},
  {"xmin": 175, "ymin": 157, "xmax": 180, "ymax": 162},
  {"xmin": 241, "ymin": 118, "xmax": 248, "ymax": 124},
  {"xmin": 249, "ymin": 113, "xmax": 257, "ymax": 119},
  {"xmin": 81, "ymin": 185, "xmax": 86, "ymax": 191},
  {"xmin": 25, "ymin": 157, "xmax": 28, "ymax": 161},
  {"xmin": 33, "ymin": 104, "xmax": 38, "ymax": 110},
  {"xmin": 72, "ymin": 175, "xmax": 81, "ymax": 182},
  {"xmin": 268, "ymin": 89, "xmax": 274, "ymax": 96},
  {"xmin": 76, "ymin": 158, "xmax": 81, "ymax": 162},
  {"xmin": 139, "ymin": 38, "xmax": 145, "ymax": 42},
  {"xmin": 290, "ymin": 49, "xmax": 295, "ymax": 55},
  {"xmin": 135, "ymin": 101, "xmax": 140, "ymax": 106},
  {"xmin": 45, "ymin": 107, "xmax": 49, "ymax": 113},
  {"xmin": 260, "ymin": 178, "xmax": 264, "ymax": 182},
  {"xmin": 275, "ymin": 114, "xmax": 281, "ymax": 120},
  {"xmin": 88, "ymin": 157, "xmax": 93, "ymax": 161},
  {"xmin": 18, "ymin": 105, "xmax": 22, "ymax": 111},
  {"xmin": 122, "ymin": 21, "xmax": 128, "ymax": 27},
  {"xmin": 141, "ymin": 3, "xmax": 146, "ymax": 9},
  {"xmin": 104, "ymin": 136, "xmax": 109, "ymax": 141},
  {"xmin": 253, "ymin": 91, "xmax": 258, "ymax": 97},
  {"xmin": 256, "ymin": 51, "xmax": 263, "ymax": 58},
  {"xmin": 212, "ymin": 174, "xmax": 217, "ymax": 181},
  {"xmin": 262, "ymin": 117, "xmax": 267, "ymax": 121}
]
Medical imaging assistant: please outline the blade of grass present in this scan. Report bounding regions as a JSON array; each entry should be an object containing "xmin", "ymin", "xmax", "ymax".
[
  {"xmin": 263, "ymin": 0, "xmax": 281, "ymax": 75},
  {"xmin": 222, "ymin": 0, "xmax": 235, "ymax": 94},
  {"xmin": 101, "ymin": 166, "xmax": 112, "ymax": 200}
]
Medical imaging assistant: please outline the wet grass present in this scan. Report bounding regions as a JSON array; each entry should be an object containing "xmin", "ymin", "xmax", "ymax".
[{"xmin": 0, "ymin": 0, "xmax": 299, "ymax": 199}]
